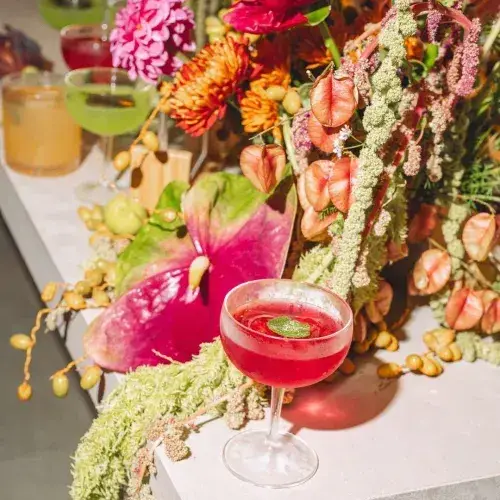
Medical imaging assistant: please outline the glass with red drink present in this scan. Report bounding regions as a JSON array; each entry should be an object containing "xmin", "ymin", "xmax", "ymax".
[
  {"xmin": 61, "ymin": 24, "xmax": 112, "ymax": 70},
  {"xmin": 220, "ymin": 279, "xmax": 353, "ymax": 488}
]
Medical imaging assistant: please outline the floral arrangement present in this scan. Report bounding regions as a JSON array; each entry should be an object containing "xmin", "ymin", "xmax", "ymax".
[{"xmin": 9, "ymin": 0, "xmax": 500, "ymax": 498}]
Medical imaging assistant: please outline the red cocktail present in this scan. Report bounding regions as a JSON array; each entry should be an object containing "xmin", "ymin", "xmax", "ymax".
[
  {"xmin": 220, "ymin": 279, "xmax": 353, "ymax": 488},
  {"xmin": 224, "ymin": 300, "xmax": 348, "ymax": 388},
  {"xmin": 61, "ymin": 24, "xmax": 112, "ymax": 70}
]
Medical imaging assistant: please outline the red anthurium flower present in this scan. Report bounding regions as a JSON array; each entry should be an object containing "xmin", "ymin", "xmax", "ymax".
[
  {"xmin": 84, "ymin": 174, "xmax": 296, "ymax": 372},
  {"xmin": 223, "ymin": 0, "xmax": 317, "ymax": 35}
]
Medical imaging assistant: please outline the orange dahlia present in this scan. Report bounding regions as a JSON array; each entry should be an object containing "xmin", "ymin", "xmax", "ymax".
[
  {"xmin": 168, "ymin": 36, "xmax": 250, "ymax": 137},
  {"xmin": 240, "ymin": 85, "xmax": 280, "ymax": 138}
]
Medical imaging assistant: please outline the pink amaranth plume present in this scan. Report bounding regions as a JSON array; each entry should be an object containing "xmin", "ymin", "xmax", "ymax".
[
  {"xmin": 455, "ymin": 18, "xmax": 481, "ymax": 97},
  {"xmin": 291, "ymin": 110, "xmax": 312, "ymax": 175},
  {"xmin": 110, "ymin": 0, "xmax": 195, "ymax": 83}
]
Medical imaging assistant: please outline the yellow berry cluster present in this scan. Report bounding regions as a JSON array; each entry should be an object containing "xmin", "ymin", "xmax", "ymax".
[{"xmin": 377, "ymin": 328, "xmax": 462, "ymax": 379}]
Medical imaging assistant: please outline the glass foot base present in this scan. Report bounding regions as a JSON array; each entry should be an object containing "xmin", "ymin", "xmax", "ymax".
[{"xmin": 223, "ymin": 430, "xmax": 318, "ymax": 488}]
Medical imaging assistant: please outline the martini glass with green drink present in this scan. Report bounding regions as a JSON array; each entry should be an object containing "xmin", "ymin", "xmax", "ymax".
[{"xmin": 65, "ymin": 67, "xmax": 153, "ymax": 203}]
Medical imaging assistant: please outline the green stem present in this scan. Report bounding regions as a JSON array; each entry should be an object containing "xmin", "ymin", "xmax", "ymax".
[
  {"xmin": 319, "ymin": 21, "xmax": 341, "ymax": 69},
  {"xmin": 282, "ymin": 117, "xmax": 299, "ymax": 174},
  {"xmin": 483, "ymin": 14, "xmax": 500, "ymax": 59}
]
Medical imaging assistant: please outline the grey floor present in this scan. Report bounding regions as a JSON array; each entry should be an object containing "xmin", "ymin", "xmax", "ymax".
[{"xmin": 0, "ymin": 215, "xmax": 95, "ymax": 499}]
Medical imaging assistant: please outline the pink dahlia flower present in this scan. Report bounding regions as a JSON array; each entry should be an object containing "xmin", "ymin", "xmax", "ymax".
[{"xmin": 110, "ymin": 0, "xmax": 195, "ymax": 83}]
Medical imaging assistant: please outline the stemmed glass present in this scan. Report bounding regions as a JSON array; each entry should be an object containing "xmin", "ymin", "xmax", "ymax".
[
  {"xmin": 38, "ymin": 0, "xmax": 107, "ymax": 30},
  {"xmin": 220, "ymin": 279, "xmax": 353, "ymax": 488},
  {"xmin": 65, "ymin": 67, "xmax": 154, "ymax": 203},
  {"xmin": 60, "ymin": 24, "xmax": 113, "ymax": 70}
]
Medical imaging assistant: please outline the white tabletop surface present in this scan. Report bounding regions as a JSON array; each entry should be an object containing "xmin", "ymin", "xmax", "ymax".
[{"xmin": 0, "ymin": 3, "xmax": 499, "ymax": 499}]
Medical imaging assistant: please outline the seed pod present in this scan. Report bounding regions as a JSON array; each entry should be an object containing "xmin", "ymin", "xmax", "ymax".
[
  {"xmin": 377, "ymin": 363, "xmax": 402, "ymax": 379},
  {"xmin": 437, "ymin": 346, "xmax": 453, "ymax": 362},
  {"xmin": 386, "ymin": 336, "xmax": 399, "ymax": 352},
  {"xmin": 105, "ymin": 266, "xmax": 117, "ymax": 287},
  {"xmin": 310, "ymin": 71, "xmax": 357, "ymax": 128},
  {"xmin": 95, "ymin": 259, "xmax": 112, "ymax": 273},
  {"xmin": 353, "ymin": 314, "xmax": 367, "ymax": 343},
  {"xmin": 411, "ymin": 249, "xmax": 451, "ymax": 295},
  {"xmin": 405, "ymin": 354, "xmax": 423, "ymax": 371},
  {"xmin": 420, "ymin": 356, "xmax": 440, "ymax": 377},
  {"xmin": 433, "ymin": 328, "xmax": 456, "ymax": 346},
  {"xmin": 41, "ymin": 282, "xmax": 58, "ymax": 302},
  {"xmin": 85, "ymin": 219, "xmax": 98, "ymax": 231},
  {"xmin": 445, "ymin": 288, "xmax": 483, "ymax": 330},
  {"xmin": 327, "ymin": 156, "xmax": 358, "ymax": 213},
  {"xmin": 301, "ymin": 207, "xmax": 337, "ymax": 241},
  {"xmin": 449, "ymin": 342, "xmax": 462, "ymax": 361},
  {"xmin": 307, "ymin": 112, "xmax": 341, "ymax": 153},
  {"xmin": 17, "ymin": 382, "xmax": 32, "ymax": 401},
  {"xmin": 374, "ymin": 331, "xmax": 392, "ymax": 348},
  {"xmin": 462, "ymin": 213, "xmax": 497, "ymax": 262},
  {"xmin": 63, "ymin": 291, "xmax": 86, "ymax": 311},
  {"xmin": 353, "ymin": 339, "xmax": 370, "ymax": 354},
  {"xmin": 90, "ymin": 205, "xmax": 104, "ymax": 223},
  {"xmin": 407, "ymin": 203, "xmax": 438, "ymax": 244},
  {"xmin": 142, "ymin": 131, "xmax": 159, "ymax": 152},
  {"xmin": 481, "ymin": 298, "xmax": 500, "ymax": 334},
  {"xmin": 77, "ymin": 206, "xmax": 92, "ymax": 222},
  {"xmin": 282, "ymin": 90, "xmax": 301, "ymax": 115},
  {"xmin": 304, "ymin": 160, "xmax": 333, "ymax": 211},
  {"xmin": 205, "ymin": 15, "xmax": 222, "ymax": 27},
  {"xmin": 84, "ymin": 269, "xmax": 103, "ymax": 287},
  {"xmin": 52, "ymin": 373, "xmax": 69, "ymax": 398},
  {"xmin": 265, "ymin": 85, "xmax": 287, "ymax": 102},
  {"xmin": 339, "ymin": 358, "xmax": 356, "ymax": 375},
  {"xmin": 113, "ymin": 151, "xmax": 131, "ymax": 172},
  {"xmin": 10, "ymin": 333, "xmax": 32, "ymax": 351},
  {"xmin": 477, "ymin": 290, "xmax": 498, "ymax": 310},
  {"xmin": 74, "ymin": 280, "xmax": 92, "ymax": 296},
  {"xmin": 92, "ymin": 289, "xmax": 110, "ymax": 307},
  {"xmin": 366, "ymin": 329, "xmax": 378, "ymax": 346},
  {"xmin": 240, "ymin": 144, "xmax": 287, "ymax": 194},
  {"xmin": 365, "ymin": 281, "xmax": 393, "ymax": 324},
  {"xmin": 80, "ymin": 365, "xmax": 103, "ymax": 390}
]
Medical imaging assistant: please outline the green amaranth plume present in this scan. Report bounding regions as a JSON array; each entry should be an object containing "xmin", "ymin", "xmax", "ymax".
[{"xmin": 70, "ymin": 340, "xmax": 262, "ymax": 500}]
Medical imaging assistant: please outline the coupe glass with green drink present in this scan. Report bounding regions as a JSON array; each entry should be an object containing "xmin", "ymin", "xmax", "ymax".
[{"xmin": 65, "ymin": 67, "xmax": 153, "ymax": 203}]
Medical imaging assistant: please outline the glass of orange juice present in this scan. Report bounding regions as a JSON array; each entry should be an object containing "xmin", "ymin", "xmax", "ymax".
[{"xmin": 2, "ymin": 72, "xmax": 82, "ymax": 176}]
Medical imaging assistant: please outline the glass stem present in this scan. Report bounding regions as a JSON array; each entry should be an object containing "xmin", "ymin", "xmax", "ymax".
[
  {"xmin": 267, "ymin": 387, "xmax": 285, "ymax": 444},
  {"xmin": 100, "ymin": 135, "xmax": 114, "ymax": 187}
]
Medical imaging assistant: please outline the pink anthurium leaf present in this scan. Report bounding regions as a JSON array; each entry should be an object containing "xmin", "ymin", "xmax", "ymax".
[{"xmin": 84, "ymin": 173, "xmax": 297, "ymax": 372}]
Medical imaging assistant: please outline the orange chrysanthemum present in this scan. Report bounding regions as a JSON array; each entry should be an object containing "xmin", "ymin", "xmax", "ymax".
[
  {"xmin": 168, "ymin": 36, "xmax": 250, "ymax": 137},
  {"xmin": 240, "ymin": 85, "xmax": 280, "ymax": 138}
]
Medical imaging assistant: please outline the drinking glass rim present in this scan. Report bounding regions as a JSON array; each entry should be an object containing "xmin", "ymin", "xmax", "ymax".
[
  {"xmin": 64, "ymin": 67, "xmax": 153, "ymax": 91},
  {"xmin": 60, "ymin": 23, "xmax": 109, "ymax": 37},
  {"xmin": 222, "ymin": 278, "xmax": 353, "ymax": 343}
]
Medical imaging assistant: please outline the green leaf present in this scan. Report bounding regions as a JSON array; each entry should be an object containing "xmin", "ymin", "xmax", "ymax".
[
  {"xmin": 423, "ymin": 43, "xmax": 439, "ymax": 71},
  {"xmin": 115, "ymin": 180, "xmax": 189, "ymax": 295},
  {"xmin": 305, "ymin": 5, "xmax": 331, "ymax": 26},
  {"xmin": 267, "ymin": 316, "xmax": 311, "ymax": 338}
]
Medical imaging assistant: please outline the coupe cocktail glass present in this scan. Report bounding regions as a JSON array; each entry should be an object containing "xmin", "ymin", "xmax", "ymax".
[
  {"xmin": 39, "ymin": 0, "xmax": 107, "ymax": 30},
  {"xmin": 220, "ymin": 279, "xmax": 353, "ymax": 488},
  {"xmin": 65, "ymin": 67, "xmax": 153, "ymax": 203},
  {"xmin": 61, "ymin": 24, "xmax": 112, "ymax": 70}
]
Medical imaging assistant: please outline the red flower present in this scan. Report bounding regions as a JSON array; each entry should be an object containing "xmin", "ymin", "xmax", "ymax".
[{"xmin": 223, "ymin": 0, "xmax": 316, "ymax": 34}]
